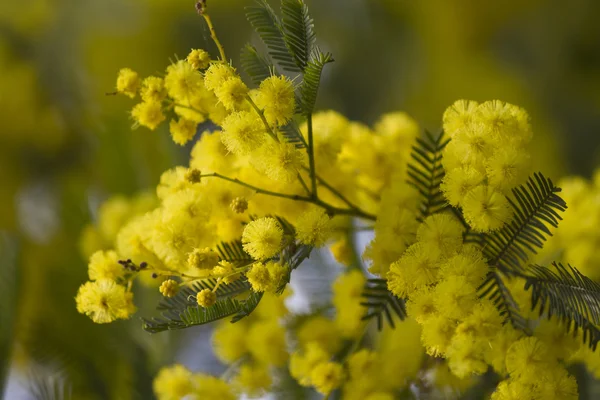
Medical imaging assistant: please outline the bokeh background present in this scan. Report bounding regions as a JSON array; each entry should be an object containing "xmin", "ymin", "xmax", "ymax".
[{"xmin": 1, "ymin": 0, "xmax": 600, "ymax": 398}]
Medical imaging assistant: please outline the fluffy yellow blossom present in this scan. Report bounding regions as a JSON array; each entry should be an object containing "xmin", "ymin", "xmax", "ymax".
[
  {"xmin": 159, "ymin": 279, "xmax": 178, "ymax": 297},
  {"xmin": 420, "ymin": 315, "xmax": 456, "ymax": 357},
  {"xmin": 187, "ymin": 48, "xmax": 211, "ymax": 70},
  {"xmin": 416, "ymin": 213, "xmax": 463, "ymax": 258},
  {"xmin": 290, "ymin": 342, "xmax": 330, "ymax": 386},
  {"xmin": 212, "ymin": 319, "xmax": 250, "ymax": 363},
  {"xmin": 230, "ymin": 196, "xmax": 248, "ymax": 213},
  {"xmin": 140, "ymin": 76, "xmax": 166, "ymax": 103},
  {"xmin": 196, "ymin": 288, "xmax": 216, "ymax": 308},
  {"xmin": 486, "ymin": 148, "xmax": 529, "ymax": 192},
  {"xmin": 242, "ymin": 217, "xmax": 284, "ymax": 260},
  {"xmin": 311, "ymin": 361, "xmax": 344, "ymax": 395},
  {"xmin": 153, "ymin": 364, "xmax": 194, "ymax": 400},
  {"xmin": 441, "ymin": 166, "xmax": 485, "ymax": 207},
  {"xmin": 442, "ymin": 99, "xmax": 479, "ymax": 138},
  {"xmin": 169, "ymin": 118, "xmax": 197, "ymax": 145},
  {"xmin": 406, "ymin": 286, "xmax": 437, "ymax": 324},
  {"xmin": 329, "ymin": 238, "xmax": 353, "ymax": 266},
  {"xmin": 212, "ymin": 260, "xmax": 241, "ymax": 284},
  {"xmin": 234, "ymin": 364, "xmax": 272, "ymax": 396},
  {"xmin": 187, "ymin": 247, "xmax": 219, "ymax": 270},
  {"xmin": 75, "ymin": 280, "xmax": 135, "ymax": 323},
  {"xmin": 434, "ymin": 276, "xmax": 477, "ymax": 320},
  {"xmin": 505, "ymin": 337, "xmax": 555, "ymax": 382},
  {"xmin": 255, "ymin": 75, "xmax": 296, "ymax": 126},
  {"xmin": 215, "ymin": 77, "xmax": 249, "ymax": 111},
  {"xmin": 439, "ymin": 246, "xmax": 487, "ymax": 286},
  {"xmin": 254, "ymin": 141, "xmax": 306, "ymax": 182},
  {"xmin": 387, "ymin": 243, "xmax": 440, "ymax": 298},
  {"xmin": 297, "ymin": 316, "xmax": 342, "ymax": 353},
  {"xmin": 116, "ymin": 68, "xmax": 140, "ymax": 98},
  {"xmin": 295, "ymin": 208, "xmax": 332, "ymax": 247},
  {"xmin": 204, "ymin": 63, "xmax": 237, "ymax": 92},
  {"xmin": 88, "ymin": 250, "xmax": 124, "ymax": 281},
  {"xmin": 131, "ymin": 101, "xmax": 165, "ymax": 130},
  {"xmin": 194, "ymin": 374, "xmax": 236, "ymax": 400},
  {"xmin": 247, "ymin": 320, "xmax": 288, "ymax": 366},
  {"xmin": 246, "ymin": 261, "xmax": 287, "ymax": 292},
  {"xmin": 164, "ymin": 60, "xmax": 204, "ymax": 102},
  {"xmin": 462, "ymin": 185, "xmax": 512, "ymax": 232},
  {"xmin": 220, "ymin": 111, "xmax": 266, "ymax": 155}
]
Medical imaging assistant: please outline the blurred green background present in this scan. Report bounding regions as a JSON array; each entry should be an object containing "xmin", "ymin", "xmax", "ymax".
[{"xmin": 1, "ymin": 0, "xmax": 600, "ymax": 398}]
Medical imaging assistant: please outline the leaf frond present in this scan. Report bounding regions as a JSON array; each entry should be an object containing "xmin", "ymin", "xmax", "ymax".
[
  {"xmin": 406, "ymin": 130, "xmax": 450, "ymax": 220},
  {"xmin": 240, "ymin": 44, "xmax": 276, "ymax": 86},
  {"xmin": 480, "ymin": 172, "xmax": 567, "ymax": 276},
  {"xmin": 360, "ymin": 278, "xmax": 407, "ymax": 330},
  {"xmin": 478, "ymin": 271, "xmax": 528, "ymax": 331},
  {"xmin": 280, "ymin": 120, "xmax": 307, "ymax": 148},
  {"xmin": 215, "ymin": 240, "xmax": 253, "ymax": 265},
  {"xmin": 281, "ymin": 0, "xmax": 316, "ymax": 71},
  {"xmin": 157, "ymin": 278, "xmax": 251, "ymax": 312},
  {"xmin": 246, "ymin": 0, "xmax": 300, "ymax": 72},
  {"xmin": 299, "ymin": 49, "xmax": 333, "ymax": 115},
  {"xmin": 522, "ymin": 262, "xmax": 600, "ymax": 350}
]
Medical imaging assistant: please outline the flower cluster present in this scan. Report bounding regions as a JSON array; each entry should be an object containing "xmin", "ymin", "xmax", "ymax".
[{"xmin": 77, "ymin": 1, "xmax": 600, "ymax": 398}]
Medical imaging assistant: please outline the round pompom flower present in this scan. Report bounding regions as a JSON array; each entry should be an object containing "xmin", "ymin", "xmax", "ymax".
[
  {"xmin": 295, "ymin": 208, "xmax": 332, "ymax": 247},
  {"xmin": 75, "ymin": 279, "xmax": 135, "ymax": 323},
  {"xmin": 215, "ymin": 77, "xmax": 249, "ymax": 111},
  {"xmin": 462, "ymin": 185, "xmax": 512, "ymax": 232},
  {"xmin": 505, "ymin": 337, "xmax": 554, "ymax": 382},
  {"xmin": 169, "ymin": 118, "xmax": 198, "ymax": 145},
  {"xmin": 131, "ymin": 101, "xmax": 165, "ymax": 130},
  {"xmin": 310, "ymin": 361, "xmax": 344, "ymax": 395},
  {"xmin": 242, "ymin": 217, "xmax": 284, "ymax": 260},
  {"xmin": 88, "ymin": 250, "xmax": 124, "ymax": 281},
  {"xmin": 220, "ymin": 111, "xmax": 265, "ymax": 155},
  {"xmin": 159, "ymin": 279, "xmax": 179, "ymax": 298},
  {"xmin": 196, "ymin": 288, "xmax": 217, "ymax": 308},
  {"xmin": 246, "ymin": 261, "xmax": 287, "ymax": 293},
  {"xmin": 116, "ymin": 68, "xmax": 140, "ymax": 98},
  {"xmin": 187, "ymin": 48, "xmax": 211, "ymax": 70},
  {"xmin": 416, "ymin": 213, "xmax": 464, "ymax": 258},
  {"xmin": 255, "ymin": 75, "xmax": 296, "ymax": 126}
]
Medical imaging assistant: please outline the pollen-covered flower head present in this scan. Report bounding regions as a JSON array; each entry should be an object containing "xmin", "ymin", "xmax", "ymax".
[
  {"xmin": 220, "ymin": 111, "xmax": 266, "ymax": 155},
  {"xmin": 140, "ymin": 76, "xmax": 166, "ymax": 103},
  {"xmin": 462, "ymin": 184, "xmax": 512, "ymax": 232},
  {"xmin": 116, "ymin": 68, "xmax": 140, "ymax": 98},
  {"xmin": 441, "ymin": 166, "xmax": 485, "ymax": 207},
  {"xmin": 310, "ymin": 361, "xmax": 344, "ymax": 395},
  {"xmin": 169, "ymin": 118, "xmax": 198, "ymax": 145},
  {"xmin": 442, "ymin": 99, "xmax": 479, "ymax": 138},
  {"xmin": 164, "ymin": 60, "xmax": 205, "ymax": 102},
  {"xmin": 215, "ymin": 77, "xmax": 249, "ymax": 111},
  {"xmin": 416, "ymin": 213, "xmax": 464, "ymax": 258},
  {"xmin": 204, "ymin": 63, "xmax": 237, "ymax": 92},
  {"xmin": 196, "ymin": 288, "xmax": 217, "ymax": 308},
  {"xmin": 75, "ymin": 279, "xmax": 135, "ymax": 323},
  {"xmin": 255, "ymin": 75, "xmax": 296, "ymax": 126},
  {"xmin": 187, "ymin": 48, "xmax": 211, "ymax": 70},
  {"xmin": 254, "ymin": 140, "xmax": 306, "ymax": 183},
  {"xmin": 295, "ymin": 208, "xmax": 333, "ymax": 247},
  {"xmin": 242, "ymin": 217, "xmax": 284, "ymax": 260},
  {"xmin": 131, "ymin": 101, "xmax": 165, "ymax": 130},
  {"xmin": 88, "ymin": 250, "xmax": 124, "ymax": 281},
  {"xmin": 246, "ymin": 260, "xmax": 288, "ymax": 292},
  {"xmin": 485, "ymin": 148, "xmax": 530, "ymax": 192}
]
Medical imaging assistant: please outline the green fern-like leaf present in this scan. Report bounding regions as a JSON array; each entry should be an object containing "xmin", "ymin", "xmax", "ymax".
[
  {"xmin": 479, "ymin": 271, "xmax": 528, "ymax": 331},
  {"xmin": 142, "ymin": 297, "xmax": 243, "ymax": 333},
  {"xmin": 157, "ymin": 278, "xmax": 251, "ymax": 312},
  {"xmin": 480, "ymin": 172, "xmax": 566, "ymax": 276},
  {"xmin": 299, "ymin": 50, "xmax": 333, "ymax": 115},
  {"xmin": 246, "ymin": 0, "xmax": 300, "ymax": 73},
  {"xmin": 215, "ymin": 240, "xmax": 254, "ymax": 265},
  {"xmin": 281, "ymin": 0, "xmax": 315, "ymax": 71},
  {"xmin": 231, "ymin": 291, "xmax": 264, "ymax": 323},
  {"xmin": 477, "ymin": 172, "xmax": 566, "ymax": 330},
  {"xmin": 522, "ymin": 262, "xmax": 600, "ymax": 350},
  {"xmin": 241, "ymin": 44, "xmax": 275, "ymax": 86},
  {"xmin": 406, "ymin": 130, "xmax": 450, "ymax": 220},
  {"xmin": 361, "ymin": 278, "xmax": 407, "ymax": 330},
  {"xmin": 280, "ymin": 120, "xmax": 307, "ymax": 148}
]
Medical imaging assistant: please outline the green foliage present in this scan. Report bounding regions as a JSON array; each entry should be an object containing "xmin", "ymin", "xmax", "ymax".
[
  {"xmin": 280, "ymin": 121, "xmax": 307, "ymax": 148},
  {"xmin": 299, "ymin": 50, "xmax": 333, "ymax": 115},
  {"xmin": 406, "ymin": 130, "xmax": 450, "ymax": 220},
  {"xmin": 245, "ymin": 0, "xmax": 299, "ymax": 72},
  {"xmin": 281, "ymin": 0, "xmax": 316, "ymax": 71},
  {"xmin": 216, "ymin": 240, "xmax": 254, "ymax": 265},
  {"xmin": 142, "ymin": 292, "xmax": 263, "ymax": 333},
  {"xmin": 480, "ymin": 173, "xmax": 566, "ymax": 276},
  {"xmin": 522, "ymin": 263, "xmax": 600, "ymax": 350},
  {"xmin": 477, "ymin": 173, "xmax": 566, "ymax": 329},
  {"xmin": 157, "ymin": 278, "xmax": 251, "ymax": 312},
  {"xmin": 240, "ymin": 44, "xmax": 275, "ymax": 85},
  {"xmin": 361, "ymin": 278, "xmax": 407, "ymax": 330}
]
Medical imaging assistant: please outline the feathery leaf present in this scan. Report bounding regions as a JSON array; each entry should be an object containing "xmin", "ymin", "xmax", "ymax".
[
  {"xmin": 361, "ymin": 278, "xmax": 407, "ymax": 330},
  {"xmin": 281, "ymin": 0, "xmax": 316, "ymax": 71},
  {"xmin": 406, "ymin": 130, "xmax": 450, "ymax": 220},
  {"xmin": 522, "ymin": 262, "xmax": 600, "ymax": 350},
  {"xmin": 241, "ymin": 44, "xmax": 276, "ymax": 86},
  {"xmin": 299, "ymin": 50, "xmax": 333, "ymax": 115},
  {"xmin": 246, "ymin": 0, "xmax": 300, "ymax": 72},
  {"xmin": 157, "ymin": 278, "xmax": 251, "ymax": 312}
]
